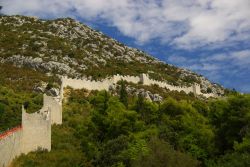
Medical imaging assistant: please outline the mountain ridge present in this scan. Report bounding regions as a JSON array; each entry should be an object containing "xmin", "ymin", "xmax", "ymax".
[{"xmin": 0, "ymin": 15, "xmax": 224, "ymax": 95}]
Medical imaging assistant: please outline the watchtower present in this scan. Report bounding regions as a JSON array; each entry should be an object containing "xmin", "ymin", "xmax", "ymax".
[{"xmin": 192, "ymin": 83, "xmax": 201, "ymax": 95}]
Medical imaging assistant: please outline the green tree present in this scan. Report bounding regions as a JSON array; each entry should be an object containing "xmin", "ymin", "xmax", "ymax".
[
  {"xmin": 209, "ymin": 95, "xmax": 250, "ymax": 153},
  {"xmin": 0, "ymin": 103, "xmax": 4, "ymax": 113},
  {"xmin": 119, "ymin": 80, "xmax": 128, "ymax": 108},
  {"xmin": 159, "ymin": 98, "xmax": 215, "ymax": 160},
  {"xmin": 95, "ymin": 135, "xmax": 130, "ymax": 167},
  {"xmin": 135, "ymin": 93, "xmax": 157, "ymax": 124},
  {"xmin": 132, "ymin": 137, "xmax": 200, "ymax": 167},
  {"xmin": 105, "ymin": 98, "xmax": 137, "ymax": 139},
  {"xmin": 135, "ymin": 93, "xmax": 144, "ymax": 113}
]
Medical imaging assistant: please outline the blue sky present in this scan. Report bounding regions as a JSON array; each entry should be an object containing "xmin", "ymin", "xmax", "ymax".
[{"xmin": 1, "ymin": 0, "xmax": 250, "ymax": 92}]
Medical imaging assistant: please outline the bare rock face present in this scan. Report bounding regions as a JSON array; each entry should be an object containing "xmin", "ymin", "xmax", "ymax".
[
  {"xmin": 2, "ymin": 55, "xmax": 79, "ymax": 77},
  {"xmin": 34, "ymin": 86, "xmax": 45, "ymax": 93},
  {"xmin": 141, "ymin": 91, "xmax": 152, "ymax": 102},
  {"xmin": 114, "ymin": 84, "xmax": 163, "ymax": 102},
  {"xmin": 152, "ymin": 94, "xmax": 163, "ymax": 102},
  {"xmin": 34, "ymin": 82, "xmax": 47, "ymax": 93},
  {"xmin": 33, "ymin": 81, "xmax": 59, "ymax": 97},
  {"xmin": 47, "ymin": 88, "xmax": 60, "ymax": 97}
]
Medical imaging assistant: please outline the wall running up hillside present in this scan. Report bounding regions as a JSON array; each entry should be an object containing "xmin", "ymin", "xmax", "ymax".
[
  {"xmin": 0, "ymin": 94, "xmax": 62, "ymax": 167},
  {"xmin": 62, "ymin": 73, "xmax": 216, "ymax": 97}
]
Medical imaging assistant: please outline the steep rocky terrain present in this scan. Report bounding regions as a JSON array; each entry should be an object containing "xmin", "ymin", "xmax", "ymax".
[{"xmin": 0, "ymin": 15, "xmax": 224, "ymax": 95}]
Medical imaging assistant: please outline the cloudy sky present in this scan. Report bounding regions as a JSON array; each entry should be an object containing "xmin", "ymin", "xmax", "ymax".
[{"xmin": 1, "ymin": 0, "xmax": 250, "ymax": 92}]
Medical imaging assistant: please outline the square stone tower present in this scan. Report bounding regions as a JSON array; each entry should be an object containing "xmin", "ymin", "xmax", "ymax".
[
  {"xmin": 21, "ymin": 106, "xmax": 51, "ymax": 154},
  {"xmin": 192, "ymin": 83, "xmax": 201, "ymax": 95},
  {"xmin": 140, "ymin": 73, "xmax": 150, "ymax": 85}
]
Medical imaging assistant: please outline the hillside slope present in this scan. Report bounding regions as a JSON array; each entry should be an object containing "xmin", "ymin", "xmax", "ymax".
[{"xmin": 0, "ymin": 15, "xmax": 224, "ymax": 95}]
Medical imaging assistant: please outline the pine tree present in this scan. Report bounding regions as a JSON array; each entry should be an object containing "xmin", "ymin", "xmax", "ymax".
[
  {"xmin": 119, "ymin": 80, "xmax": 128, "ymax": 108},
  {"xmin": 104, "ymin": 90, "xmax": 109, "ymax": 111},
  {"xmin": 136, "ymin": 92, "xmax": 144, "ymax": 113}
]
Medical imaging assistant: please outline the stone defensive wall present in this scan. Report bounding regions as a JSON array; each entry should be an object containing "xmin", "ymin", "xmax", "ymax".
[
  {"xmin": 0, "ymin": 92, "xmax": 62, "ymax": 167},
  {"xmin": 62, "ymin": 76, "xmax": 113, "ymax": 91},
  {"xmin": 62, "ymin": 73, "xmax": 216, "ymax": 97},
  {"xmin": 139, "ymin": 74, "xmax": 201, "ymax": 94},
  {"xmin": 0, "ymin": 126, "xmax": 22, "ymax": 167}
]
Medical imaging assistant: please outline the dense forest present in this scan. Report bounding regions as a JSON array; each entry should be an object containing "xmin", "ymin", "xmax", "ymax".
[{"xmin": 8, "ymin": 81, "xmax": 250, "ymax": 167}]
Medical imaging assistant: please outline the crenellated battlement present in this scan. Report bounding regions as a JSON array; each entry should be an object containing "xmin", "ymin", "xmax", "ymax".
[{"xmin": 62, "ymin": 73, "xmax": 216, "ymax": 97}]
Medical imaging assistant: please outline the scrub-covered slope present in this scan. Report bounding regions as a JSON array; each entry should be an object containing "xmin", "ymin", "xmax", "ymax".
[{"xmin": 0, "ymin": 15, "xmax": 224, "ymax": 95}]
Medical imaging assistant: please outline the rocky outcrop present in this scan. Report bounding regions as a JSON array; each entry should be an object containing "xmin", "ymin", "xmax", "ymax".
[
  {"xmin": 0, "ymin": 15, "xmax": 225, "ymax": 95},
  {"xmin": 34, "ymin": 82, "xmax": 60, "ymax": 97},
  {"xmin": 110, "ymin": 84, "xmax": 163, "ymax": 102},
  {"xmin": 2, "ymin": 55, "xmax": 79, "ymax": 77}
]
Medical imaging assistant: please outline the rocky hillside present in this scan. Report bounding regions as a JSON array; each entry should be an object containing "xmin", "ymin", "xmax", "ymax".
[{"xmin": 0, "ymin": 15, "xmax": 224, "ymax": 95}]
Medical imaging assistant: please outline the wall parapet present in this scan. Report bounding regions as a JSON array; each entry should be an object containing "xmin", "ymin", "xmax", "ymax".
[
  {"xmin": 0, "ymin": 126, "xmax": 23, "ymax": 167},
  {"xmin": 0, "ymin": 125, "xmax": 22, "ymax": 140},
  {"xmin": 62, "ymin": 73, "xmax": 216, "ymax": 97}
]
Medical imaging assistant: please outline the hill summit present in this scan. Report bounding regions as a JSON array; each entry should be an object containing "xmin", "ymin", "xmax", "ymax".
[{"xmin": 0, "ymin": 15, "xmax": 224, "ymax": 95}]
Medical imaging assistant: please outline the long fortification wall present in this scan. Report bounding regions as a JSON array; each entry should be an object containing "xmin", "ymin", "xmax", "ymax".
[
  {"xmin": 140, "ymin": 74, "xmax": 201, "ymax": 95},
  {"xmin": 62, "ymin": 74, "xmax": 141, "ymax": 91},
  {"xmin": 62, "ymin": 77, "xmax": 113, "ymax": 91},
  {"xmin": 113, "ymin": 74, "xmax": 140, "ymax": 84},
  {"xmin": 62, "ymin": 73, "xmax": 215, "ymax": 97},
  {"xmin": 0, "ymin": 126, "xmax": 22, "ymax": 167},
  {"xmin": 203, "ymin": 93, "xmax": 215, "ymax": 98}
]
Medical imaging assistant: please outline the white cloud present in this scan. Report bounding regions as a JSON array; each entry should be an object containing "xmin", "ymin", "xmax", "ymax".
[
  {"xmin": 167, "ymin": 49, "xmax": 250, "ymax": 92},
  {"xmin": 1, "ymin": 0, "xmax": 250, "ymax": 49},
  {"xmin": 169, "ymin": 50, "xmax": 250, "ymax": 71},
  {"xmin": 167, "ymin": 55, "xmax": 187, "ymax": 64}
]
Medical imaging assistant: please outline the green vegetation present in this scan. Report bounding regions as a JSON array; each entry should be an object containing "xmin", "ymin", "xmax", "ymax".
[
  {"xmin": 0, "ymin": 15, "xmax": 200, "ymax": 86},
  {"xmin": 119, "ymin": 80, "xmax": 128, "ymax": 108},
  {"xmin": 0, "ymin": 64, "xmax": 59, "ymax": 132},
  {"xmin": 10, "ymin": 86, "xmax": 250, "ymax": 167},
  {"xmin": 0, "ymin": 86, "xmax": 43, "ymax": 132}
]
